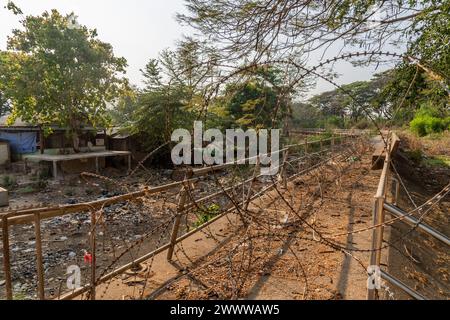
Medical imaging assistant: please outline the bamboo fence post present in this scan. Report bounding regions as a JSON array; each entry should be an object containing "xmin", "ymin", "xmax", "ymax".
[
  {"xmin": 279, "ymin": 149, "xmax": 290, "ymax": 189},
  {"xmin": 34, "ymin": 213, "xmax": 45, "ymax": 300},
  {"xmin": 244, "ymin": 157, "xmax": 261, "ymax": 212},
  {"xmin": 1, "ymin": 215, "xmax": 13, "ymax": 300},
  {"xmin": 90, "ymin": 211, "xmax": 97, "ymax": 300},
  {"xmin": 167, "ymin": 186, "xmax": 188, "ymax": 261}
]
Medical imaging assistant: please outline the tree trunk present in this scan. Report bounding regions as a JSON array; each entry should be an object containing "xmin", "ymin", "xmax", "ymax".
[{"xmin": 72, "ymin": 132, "xmax": 80, "ymax": 153}]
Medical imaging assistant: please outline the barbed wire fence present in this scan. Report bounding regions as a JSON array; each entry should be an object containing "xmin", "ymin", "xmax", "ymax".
[{"xmin": 0, "ymin": 48, "xmax": 448, "ymax": 300}]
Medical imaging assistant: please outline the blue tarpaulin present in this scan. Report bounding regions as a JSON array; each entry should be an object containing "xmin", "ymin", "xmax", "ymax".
[{"xmin": 0, "ymin": 131, "xmax": 37, "ymax": 154}]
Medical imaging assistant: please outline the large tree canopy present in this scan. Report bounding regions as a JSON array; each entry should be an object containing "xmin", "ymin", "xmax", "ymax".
[
  {"xmin": 117, "ymin": 40, "xmax": 218, "ymax": 161},
  {"xmin": 0, "ymin": 10, "xmax": 128, "ymax": 150},
  {"xmin": 215, "ymin": 67, "xmax": 292, "ymax": 130},
  {"xmin": 179, "ymin": 1, "xmax": 446, "ymax": 61},
  {"xmin": 376, "ymin": 1, "xmax": 450, "ymax": 120},
  {"xmin": 309, "ymin": 71, "xmax": 391, "ymax": 120},
  {"xmin": 179, "ymin": 0, "xmax": 449, "ymax": 129},
  {"xmin": 0, "ymin": 91, "xmax": 11, "ymax": 117}
]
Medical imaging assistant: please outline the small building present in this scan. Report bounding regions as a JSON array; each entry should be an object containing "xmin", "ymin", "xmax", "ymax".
[
  {"xmin": 0, "ymin": 117, "xmax": 38, "ymax": 157},
  {"xmin": 0, "ymin": 115, "xmax": 106, "ymax": 158},
  {"xmin": 107, "ymin": 127, "xmax": 137, "ymax": 152},
  {"xmin": 0, "ymin": 115, "xmax": 131, "ymax": 179}
]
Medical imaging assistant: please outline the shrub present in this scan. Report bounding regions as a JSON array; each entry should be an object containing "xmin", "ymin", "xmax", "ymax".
[
  {"xmin": 445, "ymin": 117, "xmax": 450, "ymax": 130},
  {"xmin": 410, "ymin": 103, "xmax": 449, "ymax": 136},
  {"xmin": 1, "ymin": 175, "xmax": 16, "ymax": 188},
  {"xmin": 353, "ymin": 118, "xmax": 372, "ymax": 129},
  {"xmin": 319, "ymin": 116, "xmax": 345, "ymax": 129},
  {"xmin": 410, "ymin": 116, "xmax": 427, "ymax": 136},
  {"xmin": 17, "ymin": 185, "xmax": 36, "ymax": 194},
  {"xmin": 410, "ymin": 115, "xmax": 446, "ymax": 137},
  {"xmin": 407, "ymin": 149, "xmax": 423, "ymax": 163},
  {"xmin": 415, "ymin": 103, "xmax": 441, "ymax": 118},
  {"xmin": 193, "ymin": 203, "xmax": 221, "ymax": 228}
]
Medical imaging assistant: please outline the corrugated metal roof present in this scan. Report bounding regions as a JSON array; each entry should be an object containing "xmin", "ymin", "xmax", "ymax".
[
  {"xmin": 107, "ymin": 127, "xmax": 134, "ymax": 139},
  {"xmin": 0, "ymin": 114, "xmax": 104, "ymax": 131}
]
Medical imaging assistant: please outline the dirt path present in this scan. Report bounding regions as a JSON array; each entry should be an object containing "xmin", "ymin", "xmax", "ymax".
[{"xmin": 77, "ymin": 142, "xmax": 382, "ymax": 300}]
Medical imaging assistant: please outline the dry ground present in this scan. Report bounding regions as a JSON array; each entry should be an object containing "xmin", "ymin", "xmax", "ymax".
[
  {"xmin": 81, "ymin": 141, "xmax": 382, "ymax": 300},
  {"xmin": 153, "ymin": 143, "xmax": 380, "ymax": 300}
]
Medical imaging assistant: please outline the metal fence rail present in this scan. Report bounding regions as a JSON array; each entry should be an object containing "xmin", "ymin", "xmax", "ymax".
[
  {"xmin": 367, "ymin": 132, "xmax": 450, "ymax": 300},
  {"xmin": 381, "ymin": 271, "xmax": 427, "ymax": 300},
  {"xmin": 384, "ymin": 202, "xmax": 450, "ymax": 246}
]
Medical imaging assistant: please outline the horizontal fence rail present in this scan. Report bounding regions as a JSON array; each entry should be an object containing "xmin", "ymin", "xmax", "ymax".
[
  {"xmin": 381, "ymin": 271, "xmax": 427, "ymax": 300},
  {"xmin": 384, "ymin": 203, "xmax": 450, "ymax": 246},
  {"xmin": 367, "ymin": 132, "xmax": 449, "ymax": 300},
  {"xmin": 368, "ymin": 132, "xmax": 397, "ymax": 300}
]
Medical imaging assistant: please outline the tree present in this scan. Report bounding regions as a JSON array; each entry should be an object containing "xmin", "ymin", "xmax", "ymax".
[
  {"xmin": 0, "ymin": 10, "xmax": 128, "ymax": 151},
  {"xmin": 179, "ymin": 1, "xmax": 446, "ymax": 62},
  {"xmin": 0, "ymin": 51, "xmax": 18, "ymax": 117},
  {"xmin": 109, "ymin": 88, "xmax": 138, "ymax": 128},
  {"xmin": 216, "ymin": 67, "xmax": 292, "ymax": 130},
  {"xmin": 307, "ymin": 71, "xmax": 392, "ymax": 126},
  {"xmin": 123, "ymin": 40, "xmax": 218, "ymax": 163},
  {"xmin": 179, "ymin": 0, "xmax": 448, "ymax": 130},
  {"xmin": 0, "ymin": 91, "xmax": 11, "ymax": 117},
  {"xmin": 291, "ymin": 102, "xmax": 321, "ymax": 128},
  {"xmin": 0, "ymin": 92, "xmax": 10, "ymax": 117},
  {"xmin": 376, "ymin": 0, "xmax": 450, "ymax": 123}
]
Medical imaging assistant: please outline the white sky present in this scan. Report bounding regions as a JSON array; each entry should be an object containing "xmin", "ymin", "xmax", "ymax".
[{"xmin": 0, "ymin": 0, "xmax": 402, "ymax": 98}]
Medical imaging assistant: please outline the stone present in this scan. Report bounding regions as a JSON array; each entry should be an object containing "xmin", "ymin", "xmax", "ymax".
[{"xmin": 66, "ymin": 198, "xmax": 78, "ymax": 204}]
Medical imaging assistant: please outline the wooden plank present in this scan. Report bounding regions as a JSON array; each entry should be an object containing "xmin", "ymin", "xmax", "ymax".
[
  {"xmin": 24, "ymin": 151, "xmax": 131, "ymax": 162},
  {"xmin": 390, "ymin": 133, "xmax": 400, "ymax": 155},
  {"xmin": 371, "ymin": 146, "xmax": 386, "ymax": 170}
]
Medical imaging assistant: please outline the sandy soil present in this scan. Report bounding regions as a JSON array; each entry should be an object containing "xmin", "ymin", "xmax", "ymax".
[
  {"xmin": 76, "ymin": 141, "xmax": 378, "ymax": 300},
  {"xmin": 153, "ymin": 143, "xmax": 380, "ymax": 300},
  {"xmin": 2, "ymin": 136, "xmax": 447, "ymax": 300}
]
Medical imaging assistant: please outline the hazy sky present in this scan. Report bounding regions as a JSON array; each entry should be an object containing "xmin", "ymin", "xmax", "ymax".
[{"xmin": 0, "ymin": 0, "xmax": 400, "ymax": 98}]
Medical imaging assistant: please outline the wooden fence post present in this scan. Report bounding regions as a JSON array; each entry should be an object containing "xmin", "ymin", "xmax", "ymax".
[
  {"xmin": 34, "ymin": 213, "xmax": 45, "ymax": 300},
  {"xmin": 244, "ymin": 157, "xmax": 261, "ymax": 212},
  {"xmin": 1, "ymin": 215, "xmax": 13, "ymax": 300},
  {"xmin": 278, "ymin": 150, "xmax": 289, "ymax": 189},
  {"xmin": 90, "ymin": 211, "xmax": 97, "ymax": 300},
  {"xmin": 167, "ymin": 186, "xmax": 188, "ymax": 261},
  {"xmin": 368, "ymin": 196, "xmax": 385, "ymax": 300},
  {"xmin": 392, "ymin": 178, "xmax": 400, "ymax": 206},
  {"xmin": 368, "ymin": 135, "xmax": 392, "ymax": 300}
]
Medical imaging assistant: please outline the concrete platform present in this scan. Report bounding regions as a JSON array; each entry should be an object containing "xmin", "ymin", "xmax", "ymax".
[{"xmin": 24, "ymin": 151, "xmax": 131, "ymax": 179}]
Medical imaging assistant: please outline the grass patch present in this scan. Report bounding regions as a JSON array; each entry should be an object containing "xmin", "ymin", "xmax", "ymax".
[
  {"xmin": 0, "ymin": 175, "xmax": 16, "ymax": 189},
  {"xmin": 13, "ymin": 292, "xmax": 28, "ymax": 300},
  {"xmin": 193, "ymin": 203, "xmax": 221, "ymax": 228},
  {"xmin": 406, "ymin": 149, "xmax": 423, "ymax": 163},
  {"xmin": 423, "ymin": 155, "xmax": 450, "ymax": 168},
  {"xmin": 16, "ymin": 185, "xmax": 36, "ymax": 194}
]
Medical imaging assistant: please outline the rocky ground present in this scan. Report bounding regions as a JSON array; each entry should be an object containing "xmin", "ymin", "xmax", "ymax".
[{"xmin": 0, "ymin": 160, "xmax": 255, "ymax": 299}]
